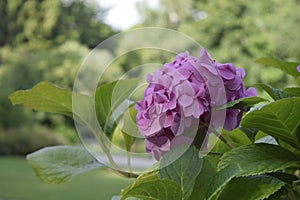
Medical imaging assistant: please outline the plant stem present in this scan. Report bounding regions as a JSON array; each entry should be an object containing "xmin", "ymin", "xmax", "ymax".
[
  {"xmin": 127, "ymin": 151, "xmax": 133, "ymax": 177},
  {"xmin": 108, "ymin": 168, "xmax": 139, "ymax": 178},
  {"xmin": 199, "ymin": 121, "xmax": 234, "ymax": 149},
  {"xmin": 200, "ymin": 151, "xmax": 223, "ymax": 156},
  {"xmin": 99, "ymin": 132, "xmax": 119, "ymax": 169},
  {"xmin": 211, "ymin": 129, "xmax": 234, "ymax": 149}
]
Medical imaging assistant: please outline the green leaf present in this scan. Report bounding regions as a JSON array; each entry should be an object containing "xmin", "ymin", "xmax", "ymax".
[
  {"xmin": 213, "ymin": 96, "xmax": 267, "ymax": 110},
  {"xmin": 218, "ymin": 175, "xmax": 285, "ymax": 200},
  {"xmin": 159, "ymin": 145, "xmax": 203, "ymax": 200},
  {"xmin": 206, "ymin": 164, "xmax": 240, "ymax": 200},
  {"xmin": 218, "ymin": 143, "xmax": 299, "ymax": 177},
  {"xmin": 239, "ymin": 127, "xmax": 258, "ymax": 142},
  {"xmin": 255, "ymin": 83, "xmax": 292, "ymax": 100},
  {"xmin": 121, "ymin": 107, "xmax": 138, "ymax": 151},
  {"xmin": 265, "ymin": 187, "xmax": 289, "ymax": 200},
  {"xmin": 122, "ymin": 132, "xmax": 136, "ymax": 152},
  {"xmin": 121, "ymin": 179, "xmax": 182, "ymax": 200},
  {"xmin": 121, "ymin": 170, "xmax": 158, "ymax": 196},
  {"xmin": 95, "ymin": 78, "xmax": 138, "ymax": 138},
  {"xmin": 9, "ymin": 82, "xmax": 73, "ymax": 117},
  {"xmin": 241, "ymin": 97, "xmax": 300, "ymax": 149},
  {"xmin": 284, "ymin": 87, "xmax": 300, "ymax": 97},
  {"xmin": 209, "ymin": 144, "xmax": 296, "ymax": 200},
  {"xmin": 26, "ymin": 146, "xmax": 103, "ymax": 184},
  {"xmin": 256, "ymin": 57, "xmax": 300, "ymax": 83},
  {"xmin": 268, "ymin": 172, "xmax": 298, "ymax": 185},
  {"xmin": 212, "ymin": 129, "xmax": 252, "ymax": 153},
  {"xmin": 188, "ymin": 155, "xmax": 220, "ymax": 200}
]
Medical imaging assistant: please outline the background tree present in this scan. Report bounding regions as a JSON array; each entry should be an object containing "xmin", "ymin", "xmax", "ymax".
[
  {"xmin": 137, "ymin": 0, "xmax": 300, "ymax": 86},
  {"xmin": 0, "ymin": 0, "xmax": 114, "ymax": 48},
  {"xmin": 0, "ymin": 0, "xmax": 116, "ymax": 154}
]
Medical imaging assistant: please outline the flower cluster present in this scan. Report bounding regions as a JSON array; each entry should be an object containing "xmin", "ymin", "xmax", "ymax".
[{"xmin": 135, "ymin": 48, "xmax": 256, "ymax": 160}]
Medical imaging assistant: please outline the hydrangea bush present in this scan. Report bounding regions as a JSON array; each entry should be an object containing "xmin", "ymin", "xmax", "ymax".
[{"xmin": 9, "ymin": 48, "xmax": 300, "ymax": 200}]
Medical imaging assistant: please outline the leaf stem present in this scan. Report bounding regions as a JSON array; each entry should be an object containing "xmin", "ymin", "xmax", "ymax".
[
  {"xmin": 127, "ymin": 151, "xmax": 133, "ymax": 177},
  {"xmin": 74, "ymin": 114, "xmax": 119, "ymax": 170},
  {"xmin": 200, "ymin": 151, "xmax": 223, "ymax": 156},
  {"xmin": 210, "ymin": 128, "xmax": 234, "ymax": 149},
  {"xmin": 75, "ymin": 116, "xmax": 141, "ymax": 179},
  {"xmin": 99, "ymin": 133, "xmax": 119, "ymax": 169},
  {"xmin": 108, "ymin": 168, "xmax": 139, "ymax": 178},
  {"xmin": 199, "ymin": 121, "xmax": 234, "ymax": 149}
]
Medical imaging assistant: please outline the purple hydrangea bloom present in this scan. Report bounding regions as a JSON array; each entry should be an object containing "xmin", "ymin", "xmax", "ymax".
[
  {"xmin": 135, "ymin": 48, "xmax": 256, "ymax": 160},
  {"xmin": 297, "ymin": 65, "xmax": 300, "ymax": 72},
  {"xmin": 216, "ymin": 62, "xmax": 257, "ymax": 130}
]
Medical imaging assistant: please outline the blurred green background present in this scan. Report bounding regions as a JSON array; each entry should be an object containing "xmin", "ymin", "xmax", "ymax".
[{"xmin": 0, "ymin": 0, "xmax": 299, "ymax": 199}]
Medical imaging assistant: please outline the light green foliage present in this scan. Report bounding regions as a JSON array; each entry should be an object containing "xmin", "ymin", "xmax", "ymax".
[
  {"xmin": 120, "ymin": 107, "xmax": 138, "ymax": 152},
  {"xmin": 256, "ymin": 57, "xmax": 300, "ymax": 84},
  {"xmin": 9, "ymin": 82, "xmax": 73, "ymax": 117},
  {"xmin": 212, "ymin": 128, "xmax": 252, "ymax": 153},
  {"xmin": 8, "ymin": 79, "xmax": 140, "ymax": 155},
  {"xmin": 255, "ymin": 83, "xmax": 293, "ymax": 100},
  {"xmin": 95, "ymin": 79, "xmax": 139, "ymax": 138},
  {"xmin": 26, "ymin": 146, "xmax": 103, "ymax": 184}
]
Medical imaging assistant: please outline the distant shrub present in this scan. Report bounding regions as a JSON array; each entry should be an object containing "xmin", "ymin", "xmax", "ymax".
[
  {"xmin": 53, "ymin": 125, "xmax": 80, "ymax": 144},
  {"xmin": 0, "ymin": 126, "xmax": 63, "ymax": 155}
]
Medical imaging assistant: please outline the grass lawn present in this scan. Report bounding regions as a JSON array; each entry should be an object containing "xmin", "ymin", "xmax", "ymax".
[{"xmin": 0, "ymin": 156, "xmax": 133, "ymax": 200}]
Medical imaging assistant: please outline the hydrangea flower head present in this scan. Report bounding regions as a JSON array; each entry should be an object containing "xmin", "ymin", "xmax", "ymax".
[{"xmin": 135, "ymin": 49, "xmax": 256, "ymax": 160}]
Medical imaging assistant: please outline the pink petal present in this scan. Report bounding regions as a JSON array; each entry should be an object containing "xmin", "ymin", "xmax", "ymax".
[{"xmin": 179, "ymin": 94, "xmax": 193, "ymax": 107}]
